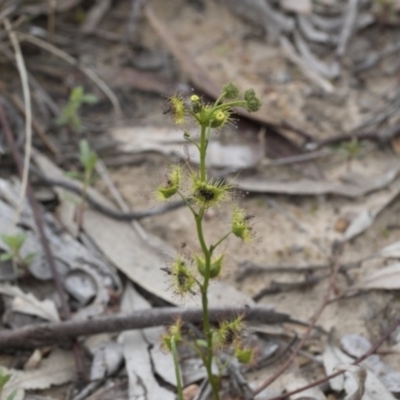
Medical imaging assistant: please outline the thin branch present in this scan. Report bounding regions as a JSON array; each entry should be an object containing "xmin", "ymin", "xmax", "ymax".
[
  {"xmin": 0, "ymin": 306, "xmax": 293, "ymax": 350},
  {"xmin": 253, "ymin": 242, "xmax": 344, "ymax": 395},
  {"xmin": 32, "ymin": 170, "xmax": 186, "ymax": 221},
  {"xmin": 266, "ymin": 316, "xmax": 400, "ymax": 400}
]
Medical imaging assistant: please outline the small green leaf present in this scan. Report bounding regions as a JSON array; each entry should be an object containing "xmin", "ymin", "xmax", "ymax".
[
  {"xmin": 0, "ymin": 369, "xmax": 11, "ymax": 388},
  {"xmin": 79, "ymin": 140, "xmax": 98, "ymax": 173},
  {"xmin": 194, "ymin": 339, "xmax": 208, "ymax": 348},
  {"xmin": 0, "ymin": 253, "xmax": 13, "ymax": 262},
  {"xmin": 82, "ymin": 94, "xmax": 98, "ymax": 104},
  {"xmin": 24, "ymin": 253, "xmax": 36, "ymax": 265},
  {"xmin": 1, "ymin": 233, "xmax": 26, "ymax": 252},
  {"xmin": 6, "ymin": 389, "xmax": 17, "ymax": 400},
  {"xmin": 64, "ymin": 171, "xmax": 84, "ymax": 181}
]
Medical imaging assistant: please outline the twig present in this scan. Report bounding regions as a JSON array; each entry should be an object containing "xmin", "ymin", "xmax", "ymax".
[
  {"xmin": 252, "ymin": 275, "xmax": 323, "ymax": 302},
  {"xmin": 252, "ymin": 241, "xmax": 344, "ymax": 395},
  {"xmin": 315, "ymin": 130, "xmax": 383, "ymax": 148},
  {"xmin": 237, "ymin": 259, "xmax": 362, "ymax": 282},
  {"xmin": 280, "ymin": 120, "xmax": 315, "ymax": 143},
  {"xmin": 32, "ymin": 171, "xmax": 185, "ymax": 221},
  {"xmin": 0, "ymin": 100, "xmax": 85, "ymax": 377},
  {"xmin": 0, "ymin": 306, "xmax": 293, "ymax": 350},
  {"xmin": 47, "ymin": 0, "xmax": 57, "ymax": 44},
  {"xmin": 3, "ymin": 18, "xmax": 33, "ymax": 230},
  {"xmin": 266, "ymin": 316, "xmax": 400, "ymax": 400},
  {"xmin": 355, "ymin": 38, "xmax": 400, "ymax": 73},
  {"xmin": 263, "ymin": 149, "xmax": 332, "ymax": 166},
  {"xmin": 315, "ymin": 122, "xmax": 400, "ymax": 149},
  {"xmin": 16, "ymin": 32, "xmax": 122, "ymax": 117}
]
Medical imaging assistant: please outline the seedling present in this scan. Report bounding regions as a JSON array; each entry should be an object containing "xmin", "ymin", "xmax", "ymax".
[
  {"xmin": 0, "ymin": 369, "xmax": 15, "ymax": 400},
  {"xmin": 57, "ymin": 86, "xmax": 98, "ymax": 131},
  {"xmin": 75, "ymin": 139, "xmax": 98, "ymax": 233},
  {"xmin": 157, "ymin": 83, "xmax": 261, "ymax": 400},
  {"xmin": 0, "ymin": 232, "xmax": 35, "ymax": 276},
  {"xmin": 342, "ymin": 137, "xmax": 363, "ymax": 171}
]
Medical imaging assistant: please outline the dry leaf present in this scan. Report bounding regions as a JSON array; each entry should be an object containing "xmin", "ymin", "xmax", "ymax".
[
  {"xmin": 3, "ymin": 349, "xmax": 75, "ymax": 398},
  {"xmin": 358, "ymin": 263, "xmax": 400, "ymax": 290},
  {"xmin": 0, "ymin": 284, "xmax": 59, "ymax": 322},
  {"xmin": 118, "ymin": 284, "xmax": 175, "ymax": 400}
]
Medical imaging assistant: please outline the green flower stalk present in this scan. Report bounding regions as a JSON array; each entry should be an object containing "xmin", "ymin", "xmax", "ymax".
[{"xmin": 157, "ymin": 83, "xmax": 261, "ymax": 400}]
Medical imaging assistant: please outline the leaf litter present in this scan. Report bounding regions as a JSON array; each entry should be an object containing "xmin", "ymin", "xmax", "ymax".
[{"xmin": 3, "ymin": 0, "xmax": 400, "ymax": 398}]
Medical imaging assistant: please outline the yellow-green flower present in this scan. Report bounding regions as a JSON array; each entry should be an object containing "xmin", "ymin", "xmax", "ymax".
[
  {"xmin": 170, "ymin": 255, "xmax": 196, "ymax": 297},
  {"xmin": 162, "ymin": 318, "xmax": 183, "ymax": 351},
  {"xmin": 192, "ymin": 177, "xmax": 231, "ymax": 208},
  {"xmin": 232, "ymin": 206, "xmax": 253, "ymax": 242},
  {"xmin": 168, "ymin": 95, "xmax": 186, "ymax": 125},
  {"xmin": 215, "ymin": 317, "xmax": 243, "ymax": 349},
  {"xmin": 210, "ymin": 109, "xmax": 231, "ymax": 128},
  {"xmin": 156, "ymin": 165, "xmax": 182, "ymax": 201}
]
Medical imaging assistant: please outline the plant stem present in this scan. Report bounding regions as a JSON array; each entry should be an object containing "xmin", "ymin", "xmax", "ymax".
[
  {"xmin": 197, "ymin": 123, "xmax": 220, "ymax": 400},
  {"xmin": 210, "ymin": 232, "xmax": 231, "ymax": 254},
  {"xmin": 199, "ymin": 125, "xmax": 207, "ymax": 182},
  {"xmin": 171, "ymin": 338, "xmax": 184, "ymax": 400},
  {"xmin": 77, "ymin": 172, "xmax": 89, "ymax": 233}
]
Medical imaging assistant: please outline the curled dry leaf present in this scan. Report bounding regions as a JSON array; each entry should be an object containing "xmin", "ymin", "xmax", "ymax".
[
  {"xmin": 323, "ymin": 332, "xmax": 397, "ymax": 399},
  {"xmin": 0, "ymin": 284, "xmax": 60, "ymax": 322},
  {"xmin": 358, "ymin": 263, "xmax": 400, "ymax": 290}
]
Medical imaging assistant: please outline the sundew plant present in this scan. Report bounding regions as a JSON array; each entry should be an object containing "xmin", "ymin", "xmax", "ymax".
[{"xmin": 157, "ymin": 83, "xmax": 261, "ymax": 400}]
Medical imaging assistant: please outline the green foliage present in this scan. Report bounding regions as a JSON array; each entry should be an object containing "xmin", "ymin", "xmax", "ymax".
[
  {"xmin": 79, "ymin": 139, "xmax": 98, "ymax": 178},
  {"xmin": 158, "ymin": 84, "xmax": 261, "ymax": 400},
  {"xmin": 57, "ymin": 86, "xmax": 98, "ymax": 131},
  {"xmin": 0, "ymin": 368, "xmax": 16, "ymax": 400},
  {"xmin": 0, "ymin": 233, "xmax": 36, "ymax": 269}
]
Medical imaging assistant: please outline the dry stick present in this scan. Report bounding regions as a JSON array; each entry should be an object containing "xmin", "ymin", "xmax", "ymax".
[
  {"xmin": 0, "ymin": 306, "xmax": 292, "ymax": 350},
  {"xmin": 0, "ymin": 101, "xmax": 85, "ymax": 377},
  {"xmin": 16, "ymin": 32, "xmax": 122, "ymax": 117},
  {"xmin": 266, "ymin": 316, "xmax": 400, "ymax": 400},
  {"xmin": 3, "ymin": 18, "xmax": 33, "ymax": 230},
  {"xmin": 47, "ymin": 0, "xmax": 57, "ymax": 44},
  {"xmin": 252, "ymin": 242, "xmax": 344, "ymax": 395},
  {"xmin": 33, "ymin": 172, "xmax": 185, "ymax": 221}
]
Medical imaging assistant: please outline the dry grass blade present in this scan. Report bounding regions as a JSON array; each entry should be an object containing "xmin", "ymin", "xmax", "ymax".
[{"xmin": 3, "ymin": 18, "xmax": 33, "ymax": 230}]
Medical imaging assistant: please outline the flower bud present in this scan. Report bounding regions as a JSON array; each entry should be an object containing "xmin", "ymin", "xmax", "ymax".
[
  {"xmin": 222, "ymin": 82, "xmax": 239, "ymax": 99},
  {"xmin": 244, "ymin": 89, "xmax": 261, "ymax": 112},
  {"xmin": 196, "ymin": 254, "xmax": 223, "ymax": 278},
  {"xmin": 234, "ymin": 345, "xmax": 255, "ymax": 364}
]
